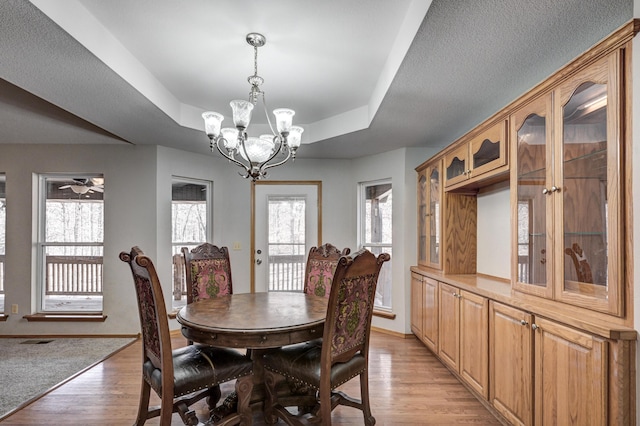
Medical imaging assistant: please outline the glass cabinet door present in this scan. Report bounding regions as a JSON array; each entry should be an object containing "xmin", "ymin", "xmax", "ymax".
[
  {"xmin": 470, "ymin": 120, "xmax": 507, "ymax": 178},
  {"xmin": 444, "ymin": 144, "xmax": 469, "ymax": 187},
  {"xmin": 427, "ymin": 160, "xmax": 442, "ymax": 269},
  {"xmin": 555, "ymin": 54, "xmax": 622, "ymax": 315},
  {"xmin": 417, "ymin": 169, "xmax": 428, "ymax": 265},
  {"xmin": 511, "ymin": 94, "xmax": 554, "ymax": 298}
]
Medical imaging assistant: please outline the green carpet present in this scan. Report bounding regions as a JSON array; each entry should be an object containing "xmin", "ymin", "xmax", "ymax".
[{"xmin": 0, "ymin": 337, "xmax": 136, "ymax": 420}]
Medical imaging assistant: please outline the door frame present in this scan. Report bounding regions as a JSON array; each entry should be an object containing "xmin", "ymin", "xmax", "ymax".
[{"xmin": 251, "ymin": 180, "xmax": 323, "ymax": 293}]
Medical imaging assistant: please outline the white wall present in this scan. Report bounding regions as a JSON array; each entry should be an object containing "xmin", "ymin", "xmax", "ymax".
[
  {"xmin": 0, "ymin": 143, "xmax": 158, "ymax": 335},
  {"xmin": 476, "ymin": 186, "xmax": 511, "ymax": 279},
  {"xmin": 352, "ymin": 146, "xmax": 435, "ymax": 334},
  {"xmin": 0, "ymin": 141, "xmax": 437, "ymax": 336}
]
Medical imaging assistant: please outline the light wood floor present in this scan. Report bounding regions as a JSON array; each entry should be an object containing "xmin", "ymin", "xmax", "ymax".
[{"xmin": 2, "ymin": 331, "xmax": 502, "ymax": 425}]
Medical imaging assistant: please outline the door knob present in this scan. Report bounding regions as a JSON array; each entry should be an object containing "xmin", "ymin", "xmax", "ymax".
[{"xmin": 256, "ymin": 259, "xmax": 262, "ymax": 265}]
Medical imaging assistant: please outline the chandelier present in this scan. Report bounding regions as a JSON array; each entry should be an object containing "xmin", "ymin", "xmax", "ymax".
[{"xmin": 202, "ymin": 33, "xmax": 303, "ymax": 181}]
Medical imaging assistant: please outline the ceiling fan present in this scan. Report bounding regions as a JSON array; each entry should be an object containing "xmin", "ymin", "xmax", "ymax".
[{"xmin": 59, "ymin": 178, "xmax": 104, "ymax": 195}]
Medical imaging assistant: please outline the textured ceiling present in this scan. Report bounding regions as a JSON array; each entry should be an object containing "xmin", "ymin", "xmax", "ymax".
[{"xmin": 0, "ymin": 0, "xmax": 633, "ymax": 159}]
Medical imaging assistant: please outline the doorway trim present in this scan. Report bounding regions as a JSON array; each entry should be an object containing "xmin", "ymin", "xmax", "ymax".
[{"xmin": 251, "ymin": 180, "xmax": 322, "ymax": 293}]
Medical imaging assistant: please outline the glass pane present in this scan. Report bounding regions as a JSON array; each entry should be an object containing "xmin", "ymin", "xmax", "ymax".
[
  {"xmin": 428, "ymin": 166, "xmax": 440, "ymax": 265},
  {"xmin": 171, "ymin": 179, "xmax": 209, "ymax": 310},
  {"xmin": 268, "ymin": 196, "xmax": 306, "ymax": 292},
  {"xmin": 562, "ymin": 82, "xmax": 608, "ymax": 293},
  {"xmin": 0, "ymin": 175, "xmax": 5, "ymax": 313},
  {"xmin": 362, "ymin": 181, "xmax": 392, "ymax": 309},
  {"xmin": 42, "ymin": 176, "xmax": 104, "ymax": 312},
  {"xmin": 364, "ymin": 184, "xmax": 392, "ymax": 245},
  {"xmin": 516, "ymin": 113, "xmax": 547, "ymax": 285},
  {"xmin": 472, "ymin": 138, "xmax": 501, "ymax": 169},
  {"xmin": 42, "ymin": 245, "xmax": 103, "ymax": 311},
  {"xmin": 446, "ymin": 156, "xmax": 465, "ymax": 180},
  {"xmin": 364, "ymin": 245, "xmax": 392, "ymax": 309},
  {"xmin": 418, "ymin": 173, "xmax": 427, "ymax": 264}
]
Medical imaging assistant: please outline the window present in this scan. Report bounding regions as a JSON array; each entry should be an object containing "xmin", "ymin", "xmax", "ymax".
[
  {"xmin": 268, "ymin": 196, "xmax": 306, "ymax": 292},
  {"xmin": 171, "ymin": 178, "xmax": 211, "ymax": 310},
  {"xmin": 359, "ymin": 180, "xmax": 392, "ymax": 310},
  {"xmin": 38, "ymin": 175, "xmax": 104, "ymax": 312},
  {"xmin": 0, "ymin": 174, "xmax": 5, "ymax": 313}
]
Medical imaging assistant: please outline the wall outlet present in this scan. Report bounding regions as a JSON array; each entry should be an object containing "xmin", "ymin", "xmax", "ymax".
[
  {"xmin": 11, "ymin": 304, "xmax": 18, "ymax": 314},
  {"xmin": 232, "ymin": 242, "xmax": 241, "ymax": 250}
]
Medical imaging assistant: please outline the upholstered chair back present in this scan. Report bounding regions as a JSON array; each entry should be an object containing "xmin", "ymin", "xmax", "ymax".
[
  {"xmin": 182, "ymin": 243, "xmax": 233, "ymax": 304},
  {"xmin": 303, "ymin": 243, "xmax": 350, "ymax": 298}
]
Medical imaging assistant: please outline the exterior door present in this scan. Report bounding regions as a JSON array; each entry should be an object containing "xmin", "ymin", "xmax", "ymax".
[{"xmin": 252, "ymin": 182, "xmax": 320, "ymax": 293}]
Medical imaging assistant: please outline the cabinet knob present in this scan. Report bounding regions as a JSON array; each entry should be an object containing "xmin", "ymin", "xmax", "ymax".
[
  {"xmin": 542, "ymin": 188, "xmax": 549, "ymax": 195},
  {"xmin": 551, "ymin": 185, "xmax": 560, "ymax": 193},
  {"xmin": 520, "ymin": 320, "xmax": 528, "ymax": 326},
  {"xmin": 531, "ymin": 323, "xmax": 540, "ymax": 331}
]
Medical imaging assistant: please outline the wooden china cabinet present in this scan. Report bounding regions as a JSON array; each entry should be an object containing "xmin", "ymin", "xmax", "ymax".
[
  {"xmin": 411, "ymin": 20, "xmax": 638, "ymax": 426},
  {"xmin": 511, "ymin": 53, "xmax": 623, "ymax": 315}
]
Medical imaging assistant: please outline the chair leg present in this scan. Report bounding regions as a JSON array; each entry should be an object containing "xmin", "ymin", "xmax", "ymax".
[
  {"xmin": 359, "ymin": 372, "xmax": 375, "ymax": 426},
  {"xmin": 207, "ymin": 384, "xmax": 222, "ymax": 410},
  {"xmin": 159, "ymin": 391, "xmax": 176, "ymax": 426},
  {"xmin": 135, "ymin": 379, "xmax": 152, "ymax": 426},
  {"xmin": 318, "ymin": 385, "xmax": 333, "ymax": 426}
]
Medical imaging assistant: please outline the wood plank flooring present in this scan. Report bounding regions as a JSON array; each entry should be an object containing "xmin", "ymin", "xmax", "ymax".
[{"xmin": 2, "ymin": 331, "xmax": 502, "ymax": 425}]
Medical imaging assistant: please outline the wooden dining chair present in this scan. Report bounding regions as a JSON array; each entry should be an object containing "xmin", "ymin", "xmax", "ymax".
[
  {"xmin": 182, "ymin": 243, "xmax": 233, "ymax": 304},
  {"xmin": 262, "ymin": 248, "xmax": 391, "ymax": 426},
  {"xmin": 120, "ymin": 246, "xmax": 253, "ymax": 426},
  {"xmin": 303, "ymin": 243, "xmax": 350, "ymax": 298}
]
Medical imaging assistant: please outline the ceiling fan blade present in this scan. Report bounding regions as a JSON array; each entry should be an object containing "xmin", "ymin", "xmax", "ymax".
[
  {"xmin": 59, "ymin": 185, "xmax": 71, "ymax": 189},
  {"xmin": 90, "ymin": 187, "xmax": 104, "ymax": 193}
]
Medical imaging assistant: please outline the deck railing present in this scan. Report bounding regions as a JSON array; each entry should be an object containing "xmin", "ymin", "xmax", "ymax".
[
  {"xmin": 171, "ymin": 252, "xmax": 306, "ymax": 300},
  {"xmin": 45, "ymin": 255, "xmax": 103, "ymax": 295},
  {"xmin": 269, "ymin": 254, "xmax": 305, "ymax": 292}
]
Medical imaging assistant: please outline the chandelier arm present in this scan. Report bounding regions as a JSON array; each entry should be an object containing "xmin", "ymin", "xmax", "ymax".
[
  {"xmin": 260, "ymin": 150, "xmax": 292, "ymax": 175},
  {"xmin": 212, "ymin": 137, "xmax": 252, "ymax": 176}
]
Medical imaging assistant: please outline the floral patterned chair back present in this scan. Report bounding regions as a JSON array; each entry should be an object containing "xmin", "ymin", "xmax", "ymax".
[
  {"xmin": 182, "ymin": 243, "xmax": 233, "ymax": 304},
  {"xmin": 303, "ymin": 243, "xmax": 350, "ymax": 298}
]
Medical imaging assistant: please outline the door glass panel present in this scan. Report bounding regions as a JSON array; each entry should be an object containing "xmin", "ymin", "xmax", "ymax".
[
  {"xmin": 428, "ymin": 166, "xmax": 440, "ymax": 265},
  {"xmin": 516, "ymin": 113, "xmax": 547, "ymax": 285},
  {"xmin": 562, "ymin": 82, "xmax": 608, "ymax": 295},
  {"xmin": 268, "ymin": 196, "xmax": 306, "ymax": 292}
]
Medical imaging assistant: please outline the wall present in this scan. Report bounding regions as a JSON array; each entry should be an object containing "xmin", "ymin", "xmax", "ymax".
[
  {"xmin": 476, "ymin": 185, "xmax": 511, "ymax": 279},
  {"xmin": 2, "ymin": 142, "xmax": 423, "ymax": 335},
  {"xmin": 0, "ymin": 143, "xmax": 158, "ymax": 335},
  {"xmin": 352, "ymin": 146, "xmax": 436, "ymax": 335}
]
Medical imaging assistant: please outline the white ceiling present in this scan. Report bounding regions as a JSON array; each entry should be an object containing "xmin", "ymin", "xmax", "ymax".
[{"xmin": 0, "ymin": 0, "xmax": 633, "ymax": 159}]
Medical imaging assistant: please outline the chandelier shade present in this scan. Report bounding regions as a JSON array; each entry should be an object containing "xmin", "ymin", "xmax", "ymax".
[{"xmin": 201, "ymin": 32, "xmax": 302, "ymax": 181}]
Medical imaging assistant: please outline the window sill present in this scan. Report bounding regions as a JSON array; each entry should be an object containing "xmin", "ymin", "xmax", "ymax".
[
  {"xmin": 373, "ymin": 309, "xmax": 396, "ymax": 320},
  {"xmin": 23, "ymin": 313, "xmax": 107, "ymax": 322},
  {"xmin": 0, "ymin": 314, "xmax": 8, "ymax": 322}
]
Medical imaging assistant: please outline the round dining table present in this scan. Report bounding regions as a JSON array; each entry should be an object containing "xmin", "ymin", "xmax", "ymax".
[
  {"xmin": 176, "ymin": 292, "xmax": 328, "ymax": 422},
  {"xmin": 176, "ymin": 292, "xmax": 327, "ymax": 348}
]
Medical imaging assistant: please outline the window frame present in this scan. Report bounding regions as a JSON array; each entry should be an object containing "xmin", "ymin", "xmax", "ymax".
[
  {"xmin": 357, "ymin": 178, "xmax": 393, "ymax": 311},
  {"xmin": 36, "ymin": 174, "xmax": 105, "ymax": 313}
]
